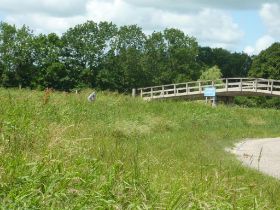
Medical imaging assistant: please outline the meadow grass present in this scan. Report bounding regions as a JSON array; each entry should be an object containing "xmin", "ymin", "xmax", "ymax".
[{"xmin": 1, "ymin": 88, "xmax": 280, "ymax": 209}]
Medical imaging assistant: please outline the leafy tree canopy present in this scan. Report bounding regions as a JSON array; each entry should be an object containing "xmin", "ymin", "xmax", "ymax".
[
  {"xmin": 0, "ymin": 21, "xmax": 270, "ymax": 93},
  {"xmin": 199, "ymin": 65, "xmax": 222, "ymax": 81},
  {"xmin": 249, "ymin": 43, "xmax": 280, "ymax": 79}
]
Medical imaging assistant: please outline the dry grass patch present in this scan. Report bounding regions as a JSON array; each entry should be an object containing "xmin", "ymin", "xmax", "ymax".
[{"xmin": 247, "ymin": 117, "xmax": 266, "ymax": 126}]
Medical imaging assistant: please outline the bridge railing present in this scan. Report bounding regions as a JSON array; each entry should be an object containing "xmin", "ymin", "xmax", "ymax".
[{"xmin": 138, "ymin": 78, "xmax": 280, "ymax": 99}]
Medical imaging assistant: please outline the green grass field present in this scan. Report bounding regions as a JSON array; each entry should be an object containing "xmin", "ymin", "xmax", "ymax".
[{"xmin": 1, "ymin": 88, "xmax": 280, "ymax": 209}]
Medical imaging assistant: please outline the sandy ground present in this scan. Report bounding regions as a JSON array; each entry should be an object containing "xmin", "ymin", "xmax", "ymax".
[{"xmin": 228, "ymin": 138, "xmax": 280, "ymax": 179}]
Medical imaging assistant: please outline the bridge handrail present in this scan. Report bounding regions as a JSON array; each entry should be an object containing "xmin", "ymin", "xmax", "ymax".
[
  {"xmin": 137, "ymin": 78, "xmax": 280, "ymax": 100},
  {"xmin": 137, "ymin": 77, "xmax": 280, "ymax": 90}
]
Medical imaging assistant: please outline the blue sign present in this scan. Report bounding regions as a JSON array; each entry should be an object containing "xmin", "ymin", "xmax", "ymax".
[{"xmin": 204, "ymin": 87, "xmax": 216, "ymax": 97}]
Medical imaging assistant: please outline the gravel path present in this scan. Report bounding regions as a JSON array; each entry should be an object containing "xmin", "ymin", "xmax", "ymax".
[{"xmin": 228, "ymin": 138, "xmax": 280, "ymax": 179}]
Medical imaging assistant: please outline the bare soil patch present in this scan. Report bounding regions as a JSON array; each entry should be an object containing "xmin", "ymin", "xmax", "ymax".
[{"xmin": 228, "ymin": 138, "xmax": 280, "ymax": 179}]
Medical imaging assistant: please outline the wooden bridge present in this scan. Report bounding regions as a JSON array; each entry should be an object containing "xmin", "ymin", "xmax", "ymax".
[{"xmin": 137, "ymin": 78, "xmax": 280, "ymax": 100}]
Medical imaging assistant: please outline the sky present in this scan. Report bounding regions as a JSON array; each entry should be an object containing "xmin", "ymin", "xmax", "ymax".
[{"xmin": 0, "ymin": 0, "xmax": 279, "ymax": 55}]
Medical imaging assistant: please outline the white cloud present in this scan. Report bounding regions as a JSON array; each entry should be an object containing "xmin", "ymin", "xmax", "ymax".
[
  {"xmin": 1, "ymin": 0, "xmax": 243, "ymax": 50},
  {"xmin": 260, "ymin": 3, "xmax": 280, "ymax": 38},
  {"xmin": 244, "ymin": 35, "xmax": 275, "ymax": 55},
  {"xmin": 123, "ymin": 0, "xmax": 279, "ymax": 12},
  {"xmin": 243, "ymin": 46, "xmax": 255, "ymax": 55},
  {"xmin": 86, "ymin": 0, "xmax": 243, "ymax": 49},
  {"xmin": 244, "ymin": 3, "xmax": 280, "ymax": 55},
  {"xmin": 5, "ymin": 14, "xmax": 86, "ymax": 34},
  {"xmin": 0, "ymin": 0, "xmax": 90, "ymax": 17}
]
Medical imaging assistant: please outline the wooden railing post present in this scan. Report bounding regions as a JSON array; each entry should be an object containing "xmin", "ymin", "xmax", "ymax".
[
  {"xmin": 271, "ymin": 80, "xmax": 274, "ymax": 94},
  {"xmin": 240, "ymin": 79, "xmax": 243, "ymax": 92},
  {"xmin": 255, "ymin": 79, "xmax": 258, "ymax": 92},
  {"xmin": 161, "ymin": 85, "xmax": 164, "ymax": 97},
  {"xmin": 132, "ymin": 88, "xmax": 136, "ymax": 97},
  {"xmin": 226, "ymin": 79, "xmax": 228, "ymax": 92},
  {"xmin": 199, "ymin": 81, "xmax": 202, "ymax": 93},
  {"xmin": 186, "ymin": 83, "xmax": 189, "ymax": 94},
  {"xmin": 140, "ymin": 89, "xmax": 143, "ymax": 98},
  {"xmin": 174, "ymin": 84, "xmax": 177, "ymax": 96}
]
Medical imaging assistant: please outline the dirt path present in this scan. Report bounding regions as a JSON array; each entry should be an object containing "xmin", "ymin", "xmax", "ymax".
[{"xmin": 228, "ymin": 138, "xmax": 280, "ymax": 179}]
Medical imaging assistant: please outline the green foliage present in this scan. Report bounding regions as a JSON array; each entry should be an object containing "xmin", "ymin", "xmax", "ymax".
[
  {"xmin": 235, "ymin": 96, "xmax": 280, "ymax": 109},
  {"xmin": 142, "ymin": 29, "xmax": 200, "ymax": 86},
  {"xmin": 0, "ymin": 23, "xmax": 35, "ymax": 88},
  {"xmin": 163, "ymin": 28, "xmax": 200, "ymax": 83},
  {"xmin": 43, "ymin": 62, "xmax": 74, "ymax": 90},
  {"xmin": 236, "ymin": 43, "xmax": 280, "ymax": 109},
  {"xmin": 0, "ymin": 21, "xmax": 217, "ymax": 92},
  {"xmin": 61, "ymin": 21, "xmax": 118, "ymax": 89},
  {"xmin": 200, "ymin": 65, "xmax": 222, "ymax": 81},
  {"xmin": 249, "ymin": 43, "xmax": 280, "ymax": 79},
  {"xmin": 97, "ymin": 25, "xmax": 147, "ymax": 92},
  {"xmin": 1, "ymin": 89, "xmax": 280, "ymax": 208},
  {"xmin": 198, "ymin": 47, "xmax": 252, "ymax": 78},
  {"xmin": 2, "ymin": 20, "xmax": 279, "ymax": 94}
]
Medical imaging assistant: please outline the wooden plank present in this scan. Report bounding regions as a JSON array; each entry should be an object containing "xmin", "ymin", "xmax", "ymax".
[{"xmin": 255, "ymin": 79, "xmax": 258, "ymax": 92}]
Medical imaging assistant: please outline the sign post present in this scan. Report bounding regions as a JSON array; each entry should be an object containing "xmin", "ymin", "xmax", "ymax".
[{"xmin": 204, "ymin": 87, "xmax": 216, "ymax": 107}]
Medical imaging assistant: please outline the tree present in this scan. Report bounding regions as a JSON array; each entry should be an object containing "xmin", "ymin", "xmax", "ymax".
[
  {"xmin": 33, "ymin": 33, "xmax": 64, "ymax": 89},
  {"xmin": 142, "ymin": 29, "xmax": 200, "ymax": 86},
  {"xmin": 0, "ymin": 23, "xmax": 35, "ymax": 87},
  {"xmin": 0, "ymin": 22, "xmax": 17, "ymax": 86},
  {"xmin": 197, "ymin": 47, "xmax": 215, "ymax": 67},
  {"xmin": 97, "ymin": 25, "xmax": 147, "ymax": 92},
  {"xmin": 62, "ymin": 21, "xmax": 118, "ymax": 88},
  {"xmin": 142, "ymin": 31, "xmax": 167, "ymax": 86},
  {"xmin": 198, "ymin": 47, "xmax": 252, "ymax": 78},
  {"xmin": 199, "ymin": 65, "xmax": 222, "ymax": 81},
  {"xmin": 249, "ymin": 43, "xmax": 280, "ymax": 79},
  {"xmin": 236, "ymin": 43, "xmax": 280, "ymax": 109},
  {"xmin": 164, "ymin": 28, "xmax": 200, "ymax": 83},
  {"xmin": 44, "ymin": 62, "xmax": 73, "ymax": 90},
  {"xmin": 0, "ymin": 20, "xmax": 257, "ymax": 92}
]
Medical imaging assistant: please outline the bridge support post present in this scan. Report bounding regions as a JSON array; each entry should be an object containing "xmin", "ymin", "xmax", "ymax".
[
  {"xmin": 205, "ymin": 97, "xmax": 216, "ymax": 107},
  {"xmin": 212, "ymin": 97, "xmax": 216, "ymax": 107},
  {"xmin": 132, "ymin": 88, "xmax": 136, "ymax": 97}
]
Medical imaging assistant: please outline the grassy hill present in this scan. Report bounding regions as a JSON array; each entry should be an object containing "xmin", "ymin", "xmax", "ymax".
[{"xmin": 1, "ymin": 88, "xmax": 280, "ymax": 209}]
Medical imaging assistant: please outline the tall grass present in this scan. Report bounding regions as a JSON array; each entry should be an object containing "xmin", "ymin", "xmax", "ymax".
[{"xmin": 1, "ymin": 88, "xmax": 280, "ymax": 209}]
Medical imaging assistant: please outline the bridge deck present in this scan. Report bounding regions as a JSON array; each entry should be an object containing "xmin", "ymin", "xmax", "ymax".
[{"xmin": 138, "ymin": 78, "xmax": 280, "ymax": 100}]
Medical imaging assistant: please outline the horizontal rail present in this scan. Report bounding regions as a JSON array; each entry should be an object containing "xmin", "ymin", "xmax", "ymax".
[{"xmin": 137, "ymin": 78, "xmax": 280, "ymax": 100}]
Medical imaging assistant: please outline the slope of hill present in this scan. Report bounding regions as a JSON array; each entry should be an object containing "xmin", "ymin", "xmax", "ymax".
[{"xmin": 1, "ymin": 89, "xmax": 280, "ymax": 209}]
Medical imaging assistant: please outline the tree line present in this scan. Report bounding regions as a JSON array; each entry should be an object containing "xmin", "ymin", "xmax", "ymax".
[{"xmin": 0, "ymin": 21, "xmax": 278, "ymax": 93}]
